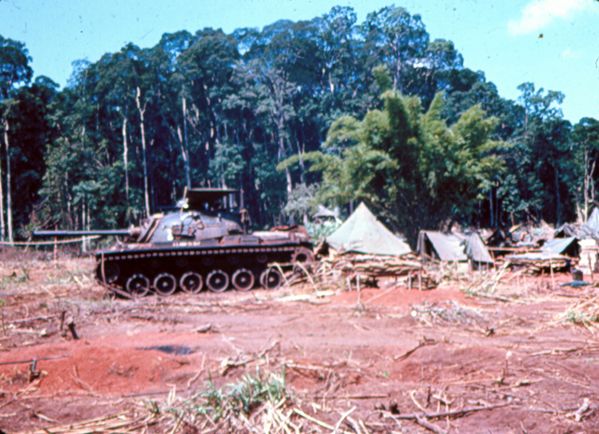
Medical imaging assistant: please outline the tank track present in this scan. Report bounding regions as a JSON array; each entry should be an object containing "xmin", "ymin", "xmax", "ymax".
[{"xmin": 96, "ymin": 242, "xmax": 313, "ymax": 297}]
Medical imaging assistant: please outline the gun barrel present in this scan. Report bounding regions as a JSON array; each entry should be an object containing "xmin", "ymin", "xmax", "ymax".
[{"xmin": 33, "ymin": 229, "xmax": 132, "ymax": 237}]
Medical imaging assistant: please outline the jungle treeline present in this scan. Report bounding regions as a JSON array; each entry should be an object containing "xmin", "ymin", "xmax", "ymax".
[{"xmin": 0, "ymin": 5, "xmax": 597, "ymax": 246}]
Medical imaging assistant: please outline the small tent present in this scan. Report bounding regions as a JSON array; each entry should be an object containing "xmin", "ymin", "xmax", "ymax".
[
  {"xmin": 555, "ymin": 208, "xmax": 599, "ymax": 240},
  {"xmin": 506, "ymin": 237, "xmax": 580, "ymax": 262},
  {"xmin": 325, "ymin": 203, "xmax": 411, "ymax": 256},
  {"xmin": 312, "ymin": 205, "xmax": 338, "ymax": 224},
  {"xmin": 417, "ymin": 231, "xmax": 467, "ymax": 263},
  {"xmin": 586, "ymin": 208, "xmax": 599, "ymax": 232},
  {"xmin": 542, "ymin": 237, "xmax": 579, "ymax": 257},
  {"xmin": 463, "ymin": 232, "xmax": 494, "ymax": 268}
]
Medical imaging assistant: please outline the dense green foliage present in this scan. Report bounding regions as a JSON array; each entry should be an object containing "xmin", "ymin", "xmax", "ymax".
[
  {"xmin": 0, "ymin": 5, "xmax": 597, "ymax": 244},
  {"xmin": 281, "ymin": 83, "xmax": 504, "ymax": 245}
]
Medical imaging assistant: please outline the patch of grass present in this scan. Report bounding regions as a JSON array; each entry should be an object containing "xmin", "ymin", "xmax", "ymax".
[
  {"xmin": 566, "ymin": 309, "xmax": 599, "ymax": 325},
  {"xmin": 151, "ymin": 367, "xmax": 291, "ymax": 430},
  {"xmin": 559, "ymin": 295, "xmax": 599, "ymax": 327}
]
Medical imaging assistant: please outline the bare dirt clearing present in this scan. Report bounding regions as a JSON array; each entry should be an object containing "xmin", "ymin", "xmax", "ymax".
[{"xmin": 0, "ymin": 256, "xmax": 598, "ymax": 433}]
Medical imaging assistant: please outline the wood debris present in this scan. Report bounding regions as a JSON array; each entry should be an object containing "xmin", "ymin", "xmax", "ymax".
[
  {"xmin": 495, "ymin": 255, "xmax": 575, "ymax": 275},
  {"xmin": 556, "ymin": 294, "xmax": 599, "ymax": 326},
  {"xmin": 291, "ymin": 253, "xmax": 436, "ymax": 290},
  {"xmin": 19, "ymin": 411, "xmax": 158, "ymax": 434}
]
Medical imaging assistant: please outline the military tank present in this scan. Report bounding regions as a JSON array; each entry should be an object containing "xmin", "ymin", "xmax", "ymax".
[{"xmin": 34, "ymin": 189, "xmax": 314, "ymax": 297}]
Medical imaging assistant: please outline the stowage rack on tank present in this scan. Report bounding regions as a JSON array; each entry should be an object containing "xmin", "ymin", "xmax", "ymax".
[{"xmin": 34, "ymin": 188, "xmax": 314, "ymax": 298}]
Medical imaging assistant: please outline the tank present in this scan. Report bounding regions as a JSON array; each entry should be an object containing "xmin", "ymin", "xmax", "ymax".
[{"xmin": 33, "ymin": 188, "xmax": 314, "ymax": 297}]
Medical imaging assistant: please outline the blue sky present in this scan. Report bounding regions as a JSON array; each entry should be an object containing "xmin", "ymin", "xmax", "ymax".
[{"xmin": 1, "ymin": 0, "xmax": 598, "ymax": 123}]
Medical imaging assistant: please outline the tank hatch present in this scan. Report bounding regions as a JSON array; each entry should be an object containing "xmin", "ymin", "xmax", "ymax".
[{"xmin": 184, "ymin": 188, "xmax": 240, "ymax": 211}]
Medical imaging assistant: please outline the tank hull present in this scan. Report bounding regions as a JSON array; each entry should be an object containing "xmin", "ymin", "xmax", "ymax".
[
  {"xmin": 95, "ymin": 231, "xmax": 313, "ymax": 296},
  {"xmin": 35, "ymin": 189, "xmax": 314, "ymax": 296}
]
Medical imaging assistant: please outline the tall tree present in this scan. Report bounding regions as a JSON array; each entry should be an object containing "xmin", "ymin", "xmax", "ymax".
[
  {"xmin": 156, "ymin": 31, "xmax": 196, "ymax": 193},
  {"xmin": 5, "ymin": 77, "xmax": 58, "ymax": 236},
  {"xmin": 496, "ymin": 83, "xmax": 573, "ymax": 226},
  {"xmin": 360, "ymin": 6, "xmax": 429, "ymax": 93},
  {"xmin": 177, "ymin": 28, "xmax": 240, "ymax": 185},
  {"xmin": 0, "ymin": 35, "xmax": 33, "ymax": 243},
  {"xmin": 280, "ymin": 69, "xmax": 504, "ymax": 245},
  {"xmin": 0, "ymin": 36, "xmax": 32, "ymax": 99},
  {"xmin": 571, "ymin": 118, "xmax": 599, "ymax": 222}
]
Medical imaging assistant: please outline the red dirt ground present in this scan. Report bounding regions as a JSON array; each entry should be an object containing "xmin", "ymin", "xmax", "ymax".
[{"xmin": 0, "ymin": 257, "xmax": 598, "ymax": 433}]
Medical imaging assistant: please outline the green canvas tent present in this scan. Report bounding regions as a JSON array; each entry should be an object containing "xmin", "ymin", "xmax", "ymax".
[
  {"xmin": 417, "ymin": 231, "xmax": 467, "ymax": 263},
  {"xmin": 326, "ymin": 203, "xmax": 411, "ymax": 256}
]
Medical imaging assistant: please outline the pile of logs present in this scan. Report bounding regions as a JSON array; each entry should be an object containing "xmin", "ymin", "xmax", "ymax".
[
  {"xmin": 291, "ymin": 253, "xmax": 436, "ymax": 290},
  {"xmin": 495, "ymin": 254, "xmax": 575, "ymax": 275}
]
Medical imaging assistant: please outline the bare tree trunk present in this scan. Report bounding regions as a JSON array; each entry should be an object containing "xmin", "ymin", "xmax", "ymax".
[
  {"xmin": 0, "ymin": 121, "xmax": 4, "ymax": 242},
  {"xmin": 4, "ymin": 119, "xmax": 12, "ymax": 245},
  {"xmin": 274, "ymin": 122, "xmax": 292, "ymax": 193},
  {"xmin": 582, "ymin": 148, "xmax": 596, "ymax": 223},
  {"xmin": 582, "ymin": 148, "xmax": 588, "ymax": 224},
  {"xmin": 81, "ymin": 196, "xmax": 87, "ymax": 253},
  {"xmin": 295, "ymin": 128, "xmax": 306, "ymax": 185},
  {"xmin": 186, "ymin": 101, "xmax": 206, "ymax": 175},
  {"xmin": 267, "ymin": 72, "xmax": 292, "ymax": 193},
  {"xmin": 555, "ymin": 163, "xmax": 561, "ymax": 225},
  {"xmin": 489, "ymin": 185, "xmax": 494, "ymax": 228},
  {"xmin": 495, "ymin": 182, "xmax": 499, "ymax": 228},
  {"xmin": 148, "ymin": 138, "xmax": 156, "ymax": 214},
  {"xmin": 592, "ymin": 168, "xmax": 596, "ymax": 216},
  {"xmin": 181, "ymin": 95, "xmax": 192, "ymax": 190},
  {"xmin": 66, "ymin": 173, "xmax": 72, "ymax": 228},
  {"xmin": 136, "ymin": 87, "xmax": 151, "ymax": 218},
  {"xmin": 122, "ymin": 116, "xmax": 130, "ymax": 202},
  {"xmin": 276, "ymin": 124, "xmax": 292, "ymax": 193}
]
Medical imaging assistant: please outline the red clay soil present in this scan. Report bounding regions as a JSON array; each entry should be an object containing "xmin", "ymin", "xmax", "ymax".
[{"xmin": 0, "ymin": 258, "xmax": 598, "ymax": 433}]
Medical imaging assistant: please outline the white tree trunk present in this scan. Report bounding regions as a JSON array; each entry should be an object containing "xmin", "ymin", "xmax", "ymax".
[
  {"xmin": 81, "ymin": 196, "xmax": 87, "ymax": 253},
  {"xmin": 4, "ymin": 119, "xmax": 12, "ymax": 245},
  {"xmin": 582, "ymin": 147, "xmax": 596, "ymax": 223},
  {"xmin": 136, "ymin": 87, "xmax": 151, "ymax": 218},
  {"xmin": 122, "ymin": 116, "xmax": 130, "ymax": 202},
  {"xmin": 0, "ymin": 120, "xmax": 4, "ymax": 242},
  {"xmin": 276, "ymin": 124, "xmax": 292, "ymax": 193},
  {"xmin": 181, "ymin": 96, "xmax": 192, "ymax": 190}
]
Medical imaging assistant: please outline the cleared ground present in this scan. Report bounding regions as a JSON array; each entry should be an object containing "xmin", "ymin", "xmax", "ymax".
[{"xmin": 0, "ymin": 255, "xmax": 598, "ymax": 433}]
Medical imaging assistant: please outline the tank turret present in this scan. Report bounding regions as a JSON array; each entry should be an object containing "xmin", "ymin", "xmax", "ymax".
[{"xmin": 34, "ymin": 189, "xmax": 314, "ymax": 297}]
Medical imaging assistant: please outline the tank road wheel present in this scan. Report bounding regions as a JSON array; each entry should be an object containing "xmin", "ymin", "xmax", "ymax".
[
  {"xmin": 256, "ymin": 253, "xmax": 268, "ymax": 264},
  {"xmin": 97, "ymin": 262, "xmax": 120, "ymax": 284},
  {"xmin": 153, "ymin": 273, "xmax": 177, "ymax": 296},
  {"xmin": 260, "ymin": 267, "xmax": 284, "ymax": 291},
  {"xmin": 126, "ymin": 274, "xmax": 150, "ymax": 297},
  {"xmin": 206, "ymin": 270, "xmax": 230, "ymax": 293},
  {"xmin": 232, "ymin": 268, "xmax": 255, "ymax": 292},
  {"xmin": 291, "ymin": 247, "xmax": 314, "ymax": 265},
  {"xmin": 180, "ymin": 272, "xmax": 203, "ymax": 294}
]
